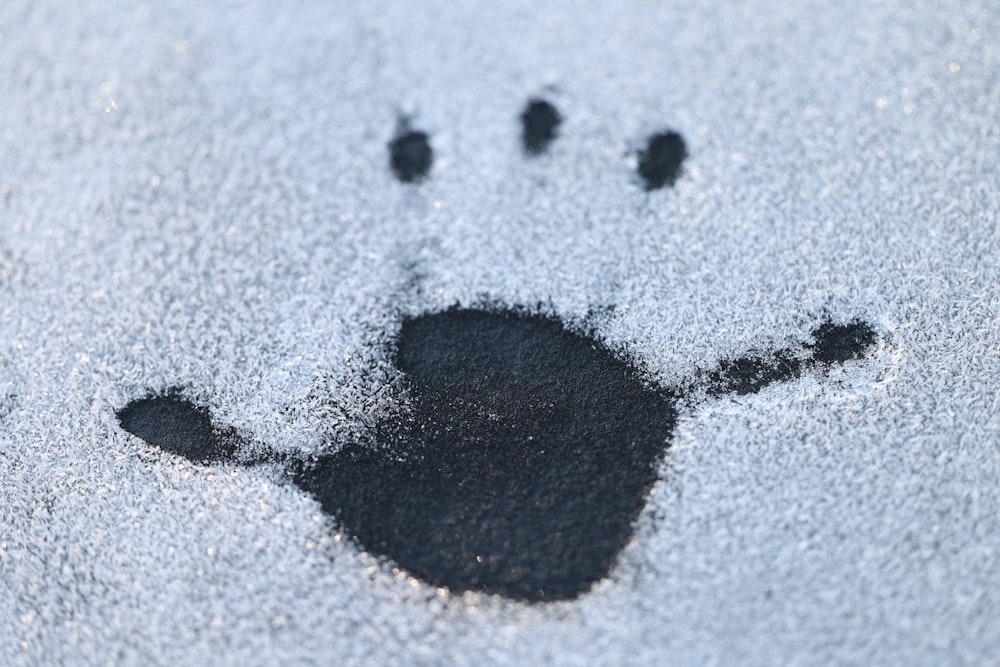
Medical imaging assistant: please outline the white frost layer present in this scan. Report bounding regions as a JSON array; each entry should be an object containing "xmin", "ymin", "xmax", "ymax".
[{"xmin": 1, "ymin": 0, "xmax": 998, "ymax": 665}]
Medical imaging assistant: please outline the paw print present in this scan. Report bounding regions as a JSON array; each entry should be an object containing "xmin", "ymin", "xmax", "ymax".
[{"xmin": 116, "ymin": 98, "xmax": 878, "ymax": 602}]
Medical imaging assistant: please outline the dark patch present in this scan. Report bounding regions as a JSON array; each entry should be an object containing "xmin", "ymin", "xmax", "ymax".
[
  {"xmin": 808, "ymin": 320, "xmax": 877, "ymax": 365},
  {"xmin": 117, "ymin": 393, "xmax": 236, "ymax": 463},
  {"xmin": 120, "ymin": 308, "xmax": 878, "ymax": 603},
  {"xmin": 520, "ymin": 98, "xmax": 562, "ymax": 155},
  {"xmin": 388, "ymin": 129, "xmax": 433, "ymax": 183},
  {"xmin": 703, "ymin": 318, "xmax": 878, "ymax": 396},
  {"xmin": 707, "ymin": 351, "xmax": 803, "ymax": 396},
  {"xmin": 294, "ymin": 308, "xmax": 677, "ymax": 601},
  {"xmin": 637, "ymin": 131, "xmax": 687, "ymax": 190}
]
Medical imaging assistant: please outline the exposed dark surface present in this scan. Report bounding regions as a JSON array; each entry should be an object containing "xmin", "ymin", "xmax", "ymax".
[
  {"xmin": 119, "ymin": 309, "xmax": 877, "ymax": 603},
  {"xmin": 707, "ymin": 351, "xmax": 803, "ymax": 396},
  {"xmin": 388, "ymin": 130, "xmax": 433, "ymax": 183},
  {"xmin": 809, "ymin": 320, "xmax": 877, "ymax": 365},
  {"xmin": 520, "ymin": 98, "xmax": 562, "ymax": 155},
  {"xmin": 704, "ymin": 319, "xmax": 878, "ymax": 396},
  {"xmin": 117, "ymin": 394, "xmax": 236, "ymax": 463},
  {"xmin": 637, "ymin": 131, "xmax": 687, "ymax": 190},
  {"xmin": 295, "ymin": 308, "xmax": 677, "ymax": 601}
]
